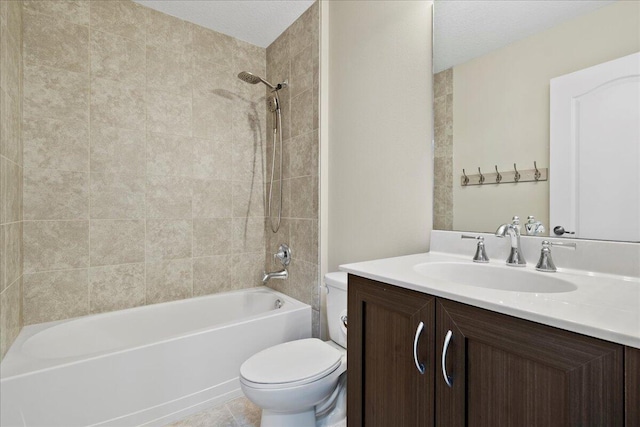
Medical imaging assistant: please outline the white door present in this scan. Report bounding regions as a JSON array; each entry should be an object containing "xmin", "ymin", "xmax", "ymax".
[{"xmin": 550, "ymin": 52, "xmax": 640, "ymax": 242}]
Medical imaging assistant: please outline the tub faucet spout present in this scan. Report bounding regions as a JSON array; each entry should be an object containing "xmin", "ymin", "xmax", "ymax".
[{"xmin": 262, "ymin": 269, "xmax": 288, "ymax": 284}]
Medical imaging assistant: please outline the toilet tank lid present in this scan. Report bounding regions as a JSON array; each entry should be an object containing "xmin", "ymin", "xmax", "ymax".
[{"xmin": 325, "ymin": 272, "xmax": 348, "ymax": 291}]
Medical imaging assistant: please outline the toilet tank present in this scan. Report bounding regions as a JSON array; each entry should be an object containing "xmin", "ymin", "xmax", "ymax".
[{"xmin": 325, "ymin": 272, "xmax": 348, "ymax": 348}]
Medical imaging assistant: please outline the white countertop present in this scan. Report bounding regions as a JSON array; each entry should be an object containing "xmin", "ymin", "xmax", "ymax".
[{"xmin": 340, "ymin": 251, "xmax": 640, "ymax": 349}]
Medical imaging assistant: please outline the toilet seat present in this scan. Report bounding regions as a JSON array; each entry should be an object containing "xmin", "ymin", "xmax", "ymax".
[{"xmin": 240, "ymin": 338, "xmax": 343, "ymax": 390}]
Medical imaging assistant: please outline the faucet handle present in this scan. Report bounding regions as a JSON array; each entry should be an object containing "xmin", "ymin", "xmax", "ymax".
[
  {"xmin": 274, "ymin": 244, "xmax": 292, "ymax": 267},
  {"xmin": 461, "ymin": 235, "xmax": 489, "ymax": 263},
  {"xmin": 535, "ymin": 240, "xmax": 576, "ymax": 272}
]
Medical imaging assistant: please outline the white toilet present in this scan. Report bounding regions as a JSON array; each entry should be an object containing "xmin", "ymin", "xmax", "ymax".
[{"xmin": 240, "ymin": 272, "xmax": 348, "ymax": 427}]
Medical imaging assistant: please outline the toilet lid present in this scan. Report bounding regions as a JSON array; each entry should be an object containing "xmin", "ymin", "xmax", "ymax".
[{"xmin": 240, "ymin": 338, "xmax": 342, "ymax": 386}]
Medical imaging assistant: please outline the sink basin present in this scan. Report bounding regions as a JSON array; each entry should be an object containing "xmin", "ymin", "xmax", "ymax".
[{"xmin": 413, "ymin": 262, "xmax": 577, "ymax": 293}]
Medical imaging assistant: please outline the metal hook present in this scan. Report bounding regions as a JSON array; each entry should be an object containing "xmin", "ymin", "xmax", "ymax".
[
  {"xmin": 462, "ymin": 169, "xmax": 469, "ymax": 186},
  {"xmin": 478, "ymin": 167, "xmax": 485, "ymax": 184},
  {"xmin": 494, "ymin": 165, "xmax": 502, "ymax": 183},
  {"xmin": 534, "ymin": 161, "xmax": 541, "ymax": 181},
  {"xmin": 513, "ymin": 163, "xmax": 521, "ymax": 182}
]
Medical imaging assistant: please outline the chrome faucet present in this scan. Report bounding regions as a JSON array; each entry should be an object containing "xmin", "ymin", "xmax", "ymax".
[
  {"xmin": 262, "ymin": 269, "xmax": 288, "ymax": 283},
  {"xmin": 495, "ymin": 216, "xmax": 526, "ymax": 267},
  {"xmin": 262, "ymin": 244, "xmax": 292, "ymax": 284}
]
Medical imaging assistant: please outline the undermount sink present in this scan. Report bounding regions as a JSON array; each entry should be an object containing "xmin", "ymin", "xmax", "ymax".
[{"xmin": 413, "ymin": 262, "xmax": 578, "ymax": 293}]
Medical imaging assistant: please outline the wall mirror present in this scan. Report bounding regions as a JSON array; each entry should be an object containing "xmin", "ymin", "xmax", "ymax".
[{"xmin": 432, "ymin": 0, "xmax": 640, "ymax": 242}]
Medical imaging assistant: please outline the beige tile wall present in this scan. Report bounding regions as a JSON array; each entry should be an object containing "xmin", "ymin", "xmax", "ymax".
[
  {"xmin": 0, "ymin": 0, "xmax": 23, "ymax": 360},
  {"xmin": 263, "ymin": 3, "xmax": 320, "ymax": 336},
  {"xmin": 21, "ymin": 0, "xmax": 269, "ymax": 325},
  {"xmin": 433, "ymin": 68, "xmax": 453, "ymax": 230}
]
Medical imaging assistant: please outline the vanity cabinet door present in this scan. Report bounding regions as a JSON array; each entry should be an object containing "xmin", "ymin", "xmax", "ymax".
[
  {"xmin": 347, "ymin": 275, "xmax": 435, "ymax": 427},
  {"xmin": 626, "ymin": 346, "xmax": 640, "ymax": 426},
  {"xmin": 436, "ymin": 298, "xmax": 624, "ymax": 427}
]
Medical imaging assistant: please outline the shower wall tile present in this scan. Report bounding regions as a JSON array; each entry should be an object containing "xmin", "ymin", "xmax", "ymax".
[
  {"xmin": 21, "ymin": 1, "xmax": 269, "ymax": 328},
  {"xmin": 193, "ymin": 255, "xmax": 234, "ymax": 296},
  {"xmin": 90, "ymin": 125, "xmax": 145, "ymax": 175},
  {"xmin": 90, "ymin": 0, "xmax": 146, "ymax": 44},
  {"xmin": 290, "ymin": 219, "xmax": 318, "ymax": 264},
  {"xmin": 23, "ymin": 65, "xmax": 89, "ymax": 123},
  {"xmin": 289, "ymin": 175, "xmax": 318, "ymax": 219},
  {"xmin": 192, "ymin": 58, "xmax": 234, "ymax": 98},
  {"xmin": 2, "ymin": 222, "xmax": 22, "ymax": 291},
  {"xmin": 145, "ymin": 259, "xmax": 192, "ymax": 304},
  {"xmin": 290, "ymin": 89, "xmax": 314, "ymax": 138},
  {"xmin": 232, "ymin": 180, "xmax": 265, "ymax": 218},
  {"xmin": 232, "ymin": 139, "xmax": 265, "ymax": 183},
  {"xmin": 193, "ymin": 96, "xmax": 233, "ymax": 142},
  {"xmin": 146, "ymin": 7, "xmax": 193, "ymax": 55},
  {"xmin": 193, "ymin": 218, "xmax": 232, "ymax": 257},
  {"xmin": 146, "ymin": 46, "xmax": 192, "ymax": 96},
  {"xmin": 289, "ymin": 2, "xmax": 319, "ymax": 56},
  {"xmin": 23, "ymin": 0, "xmax": 90, "ymax": 26},
  {"xmin": 146, "ymin": 219, "xmax": 192, "ymax": 262},
  {"xmin": 232, "ymin": 252, "xmax": 264, "ymax": 288},
  {"xmin": 1, "ymin": 156, "xmax": 22, "ymax": 223},
  {"xmin": 23, "ymin": 221, "xmax": 89, "ymax": 273},
  {"xmin": 90, "ymin": 173, "xmax": 145, "ymax": 219},
  {"xmin": 1, "ymin": 21, "xmax": 21, "ymax": 101},
  {"xmin": 193, "ymin": 138, "xmax": 232, "ymax": 181},
  {"xmin": 290, "ymin": 44, "xmax": 314, "ymax": 98},
  {"xmin": 0, "ymin": 0, "xmax": 22, "ymax": 361},
  {"xmin": 23, "ymin": 117, "xmax": 89, "ymax": 172},
  {"xmin": 232, "ymin": 217, "xmax": 266, "ymax": 254},
  {"xmin": 0, "ymin": 88, "xmax": 22, "ymax": 165},
  {"xmin": 265, "ymin": 1, "xmax": 320, "ymax": 335},
  {"xmin": 90, "ymin": 29, "xmax": 145, "ymax": 85},
  {"xmin": 23, "ymin": 269, "xmax": 88, "ymax": 324},
  {"xmin": 192, "ymin": 25, "xmax": 234, "ymax": 65},
  {"xmin": 23, "ymin": 168, "xmax": 89, "ymax": 220},
  {"xmin": 193, "ymin": 179, "xmax": 232, "ymax": 218},
  {"xmin": 285, "ymin": 130, "xmax": 317, "ymax": 179},
  {"xmin": 235, "ymin": 39, "xmax": 265, "ymax": 73},
  {"xmin": 1, "ymin": 278, "xmax": 22, "ymax": 358},
  {"xmin": 89, "ymin": 263, "xmax": 145, "ymax": 314},
  {"xmin": 90, "ymin": 77, "xmax": 145, "ymax": 131},
  {"xmin": 146, "ymin": 133, "xmax": 194, "ymax": 177},
  {"xmin": 90, "ymin": 220, "xmax": 145, "ymax": 266},
  {"xmin": 23, "ymin": 8, "xmax": 88, "ymax": 73},
  {"xmin": 146, "ymin": 175, "xmax": 193, "ymax": 219},
  {"xmin": 433, "ymin": 68, "xmax": 454, "ymax": 231},
  {"xmin": 146, "ymin": 89, "xmax": 192, "ymax": 137}
]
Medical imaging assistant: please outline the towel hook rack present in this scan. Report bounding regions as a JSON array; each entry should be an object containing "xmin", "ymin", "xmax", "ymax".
[
  {"xmin": 513, "ymin": 163, "xmax": 521, "ymax": 182},
  {"xmin": 494, "ymin": 165, "xmax": 502, "ymax": 183},
  {"xmin": 478, "ymin": 167, "xmax": 485, "ymax": 184},
  {"xmin": 534, "ymin": 161, "xmax": 541, "ymax": 181},
  {"xmin": 462, "ymin": 169, "xmax": 469, "ymax": 186}
]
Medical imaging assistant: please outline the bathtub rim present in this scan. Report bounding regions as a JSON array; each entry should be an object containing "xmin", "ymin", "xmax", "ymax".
[{"xmin": 1, "ymin": 286, "xmax": 309, "ymax": 380}]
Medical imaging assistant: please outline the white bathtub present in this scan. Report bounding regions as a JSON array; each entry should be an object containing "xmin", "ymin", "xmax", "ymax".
[{"xmin": 0, "ymin": 287, "xmax": 311, "ymax": 427}]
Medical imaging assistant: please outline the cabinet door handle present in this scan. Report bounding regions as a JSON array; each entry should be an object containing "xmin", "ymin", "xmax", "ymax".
[
  {"xmin": 413, "ymin": 321, "xmax": 425, "ymax": 374},
  {"xmin": 442, "ymin": 330, "xmax": 453, "ymax": 387}
]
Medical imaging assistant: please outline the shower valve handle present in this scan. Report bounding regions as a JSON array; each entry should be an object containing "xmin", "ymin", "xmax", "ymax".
[{"xmin": 274, "ymin": 244, "xmax": 292, "ymax": 267}]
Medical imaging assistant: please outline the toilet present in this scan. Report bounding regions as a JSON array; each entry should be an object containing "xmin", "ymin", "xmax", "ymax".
[{"xmin": 240, "ymin": 272, "xmax": 348, "ymax": 427}]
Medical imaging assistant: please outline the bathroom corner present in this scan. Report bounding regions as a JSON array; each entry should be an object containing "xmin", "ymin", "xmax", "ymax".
[
  {"xmin": 0, "ymin": 0, "xmax": 24, "ymax": 361},
  {"xmin": 262, "ymin": 1, "xmax": 321, "ymax": 337}
]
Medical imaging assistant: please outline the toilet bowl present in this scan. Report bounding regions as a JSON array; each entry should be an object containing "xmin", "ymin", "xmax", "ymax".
[{"xmin": 239, "ymin": 272, "xmax": 348, "ymax": 427}]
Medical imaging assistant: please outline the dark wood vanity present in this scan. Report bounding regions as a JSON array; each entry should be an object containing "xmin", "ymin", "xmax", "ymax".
[{"xmin": 347, "ymin": 274, "xmax": 638, "ymax": 427}]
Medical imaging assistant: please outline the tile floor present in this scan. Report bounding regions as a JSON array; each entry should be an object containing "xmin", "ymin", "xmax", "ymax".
[
  {"xmin": 165, "ymin": 396, "xmax": 347, "ymax": 427},
  {"xmin": 166, "ymin": 396, "xmax": 260, "ymax": 427}
]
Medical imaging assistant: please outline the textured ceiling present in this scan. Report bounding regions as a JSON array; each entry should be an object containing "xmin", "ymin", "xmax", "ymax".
[
  {"xmin": 134, "ymin": 0, "xmax": 315, "ymax": 48},
  {"xmin": 434, "ymin": 0, "xmax": 615, "ymax": 73}
]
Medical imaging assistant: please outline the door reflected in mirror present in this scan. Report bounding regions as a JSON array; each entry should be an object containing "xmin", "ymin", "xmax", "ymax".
[{"xmin": 432, "ymin": 0, "xmax": 640, "ymax": 242}]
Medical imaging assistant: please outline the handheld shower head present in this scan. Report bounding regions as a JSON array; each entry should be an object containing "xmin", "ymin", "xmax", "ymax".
[{"xmin": 237, "ymin": 71, "xmax": 277, "ymax": 91}]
